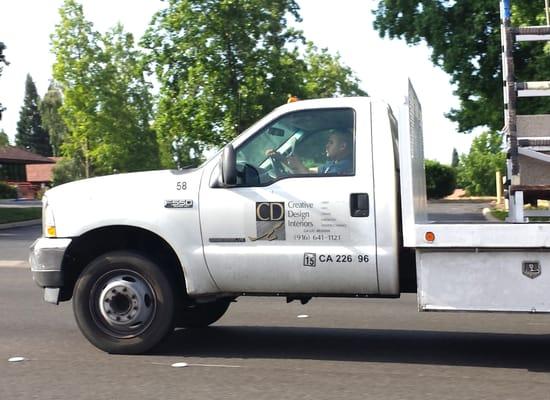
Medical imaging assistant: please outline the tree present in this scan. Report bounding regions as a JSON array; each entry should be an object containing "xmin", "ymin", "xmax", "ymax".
[
  {"xmin": 373, "ymin": 1, "xmax": 550, "ymax": 133},
  {"xmin": 0, "ymin": 42, "xmax": 7, "ymax": 74},
  {"xmin": 302, "ymin": 42, "xmax": 367, "ymax": 98},
  {"xmin": 0, "ymin": 42, "xmax": 8, "ymax": 120},
  {"xmin": 0, "ymin": 129, "xmax": 9, "ymax": 146},
  {"xmin": 51, "ymin": 157, "xmax": 85, "ymax": 186},
  {"xmin": 15, "ymin": 74, "xmax": 52, "ymax": 156},
  {"xmin": 51, "ymin": 0, "xmax": 159, "ymax": 177},
  {"xmin": 40, "ymin": 81, "xmax": 67, "ymax": 157},
  {"xmin": 457, "ymin": 131, "xmax": 506, "ymax": 196},
  {"xmin": 451, "ymin": 148, "xmax": 459, "ymax": 168},
  {"xmin": 91, "ymin": 24, "xmax": 159, "ymax": 174},
  {"xmin": 142, "ymin": 0, "xmax": 303, "ymax": 167},
  {"xmin": 51, "ymin": 0, "xmax": 99, "ymax": 177},
  {"xmin": 142, "ymin": 0, "xmax": 367, "ymax": 167}
]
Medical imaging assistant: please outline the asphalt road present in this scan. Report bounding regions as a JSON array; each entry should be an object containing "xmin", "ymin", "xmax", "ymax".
[
  {"xmin": 0, "ymin": 225, "xmax": 40, "ymax": 263},
  {"xmin": 427, "ymin": 199, "xmax": 492, "ymax": 222},
  {"xmin": 3, "ymin": 215, "xmax": 550, "ymax": 400}
]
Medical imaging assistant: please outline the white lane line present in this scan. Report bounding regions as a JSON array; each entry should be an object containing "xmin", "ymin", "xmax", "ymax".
[
  {"xmin": 0, "ymin": 260, "xmax": 28, "ymax": 268},
  {"xmin": 151, "ymin": 362, "xmax": 241, "ymax": 368}
]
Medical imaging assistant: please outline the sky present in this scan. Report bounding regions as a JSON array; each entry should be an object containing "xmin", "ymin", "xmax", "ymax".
[{"xmin": 0, "ymin": 0, "xmax": 479, "ymax": 163}]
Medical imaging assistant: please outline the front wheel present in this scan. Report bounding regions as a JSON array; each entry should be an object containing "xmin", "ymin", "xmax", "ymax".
[{"xmin": 73, "ymin": 251, "xmax": 175, "ymax": 354}]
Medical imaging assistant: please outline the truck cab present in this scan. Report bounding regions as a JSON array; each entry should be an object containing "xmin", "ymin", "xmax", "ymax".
[{"xmin": 30, "ymin": 96, "xmax": 405, "ymax": 353}]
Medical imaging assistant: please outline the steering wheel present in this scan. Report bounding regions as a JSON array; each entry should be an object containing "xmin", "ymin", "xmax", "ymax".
[
  {"xmin": 283, "ymin": 137, "xmax": 297, "ymax": 158},
  {"xmin": 269, "ymin": 154, "xmax": 287, "ymax": 178},
  {"xmin": 268, "ymin": 138, "xmax": 299, "ymax": 178}
]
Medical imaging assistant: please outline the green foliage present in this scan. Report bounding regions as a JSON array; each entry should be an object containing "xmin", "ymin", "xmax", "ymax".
[
  {"xmin": 0, "ymin": 42, "xmax": 7, "ymax": 76},
  {"xmin": 0, "ymin": 42, "xmax": 7, "ymax": 120},
  {"xmin": 0, "ymin": 129, "xmax": 9, "ymax": 146},
  {"xmin": 451, "ymin": 148, "xmax": 459, "ymax": 168},
  {"xmin": 373, "ymin": 1, "xmax": 550, "ymax": 132},
  {"xmin": 457, "ymin": 131, "xmax": 506, "ymax": 196},
  {"xmin": 51, "ymin": 157, "xmax": 84, "ymax": 186},
  {"xmin": 142, "ymin": 0, "xmax": 303, "ymax": 167},
  {"xmin": 40, "ymin": 82, "xmax": 67, "ymax": 157},
  {"xmin": 302, "ymin": 42, "xmax": 367, "ymax": 98},
  {"xmin": 49, "ymin": 0, "xmax": 365, "ymax": 171},
  {"xmin": 0, "ymin": 181, "xmax": 17, "ymax": 199},
  {"xmin": 35, "ymin": 187, "xmax": 47, "ymax": 200},
  {"xmin": 15, "ymin": 74, "xmax": 52, "ymax": 156},
  {"xmin": 425, "ymin": 159, "xmax": 456, "ymax": 199},
  {"xmin": 142, "ymin": 0, "xmax": 366, "ymax": 167},
  {"xmin": 490, "ymin": 209, "xmax": 507, "ymax": 221},
  {"xmin": 52, "ymin": 0, "xmax": 159, "ymax": 177}
]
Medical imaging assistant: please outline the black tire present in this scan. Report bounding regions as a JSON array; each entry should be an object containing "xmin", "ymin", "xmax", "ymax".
[
  {"xmin": 73, "ymin": 251, "xmax": 175, "ymax": 354},
  {"xmin": 176, "ymin": 298, "xmax": 231, "ymax": 328}
]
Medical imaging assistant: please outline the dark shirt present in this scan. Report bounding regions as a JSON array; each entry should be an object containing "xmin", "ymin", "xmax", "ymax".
[{"xmin": 318, "ymin": 159, "xmax": 353, "ymax": 175}]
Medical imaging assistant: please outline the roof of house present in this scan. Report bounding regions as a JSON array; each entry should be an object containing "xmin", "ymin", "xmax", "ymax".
[
  {"xmin": 26, "ymin": 157, "xmax": 61, "ymax": 183},
  {"xmin": 0, "ymin": 146, "xmax": 56, "ymax": 164}
]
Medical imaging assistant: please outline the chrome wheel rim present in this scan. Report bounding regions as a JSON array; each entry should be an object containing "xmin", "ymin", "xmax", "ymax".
[{"xmin": 91, "ymin": 269, "xmax": 157, "ymax": 339}]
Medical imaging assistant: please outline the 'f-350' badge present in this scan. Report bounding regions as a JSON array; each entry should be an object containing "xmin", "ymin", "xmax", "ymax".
[{"xmin": 165, "ymin": 199, "xmax": 193, "ymax": 208}]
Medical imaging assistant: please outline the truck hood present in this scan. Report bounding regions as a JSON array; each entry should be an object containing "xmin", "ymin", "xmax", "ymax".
[
  {"xmin": 47, "ymin": 169, "xmax": 197, "ymax": 199},
  {"xmin": 44, "ymin": 168, "xmax": 204, "ymax": 237}
]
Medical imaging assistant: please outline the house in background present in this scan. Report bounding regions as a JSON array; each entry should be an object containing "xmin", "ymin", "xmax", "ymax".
[
  {"xmin": 0, "ymin": 146, "xmax": 57, "ymax": 199},
  {"xmin": 26, "ymin": 157, "xmax": 61, "ymax": 187}
]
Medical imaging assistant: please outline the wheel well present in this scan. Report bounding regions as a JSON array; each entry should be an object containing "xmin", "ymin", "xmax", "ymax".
[{"xmin": 60, "ymin": 226, "xmax": 187, "ymax": 302}]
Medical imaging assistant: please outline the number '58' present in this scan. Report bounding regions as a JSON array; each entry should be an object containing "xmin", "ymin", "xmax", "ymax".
[{"xmin": 176, "ymin": 182, "xmax": 187, "ymax": 190}]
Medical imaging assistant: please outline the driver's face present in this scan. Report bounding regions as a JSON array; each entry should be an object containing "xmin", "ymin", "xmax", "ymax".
[{"xmin": 325, "ymin": 134, "xmax": 345, "ymax": 160}]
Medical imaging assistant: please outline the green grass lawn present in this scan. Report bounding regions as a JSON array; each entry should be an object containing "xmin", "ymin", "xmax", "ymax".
[
  {"xmin": 0, "ymin": 208, "xmax": 42, "ymax": 224},
  {"xmin": 491, "ymin": 208, "xmax": 550, "ymax": 222},
  {"xmin": 491, "ymin": 209, "xmax": 507, "ymax": 221}
]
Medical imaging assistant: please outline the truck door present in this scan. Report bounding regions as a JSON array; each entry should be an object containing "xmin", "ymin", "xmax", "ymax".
[{"xmin": 199, "ymin": 105, "xmax": 379, "ymax": 294}]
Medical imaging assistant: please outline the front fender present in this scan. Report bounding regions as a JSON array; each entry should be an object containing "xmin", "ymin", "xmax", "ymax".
[{"xmin": 44, "ymin": 169, "xmax": 219, "ymax": 295}]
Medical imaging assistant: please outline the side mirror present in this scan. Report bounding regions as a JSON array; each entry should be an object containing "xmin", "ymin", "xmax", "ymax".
[{"xmin": 220, "ymin": 144, "xmax": 237, "ymax": 186}]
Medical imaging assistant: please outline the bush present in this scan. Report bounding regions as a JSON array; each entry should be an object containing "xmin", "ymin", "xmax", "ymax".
[
  {"xmin": 0, "ymin": 181, "xmax": 17, "ymax": 199},
  {"xmin": 425, "ymin": 160, "xmax": 456, "ymax": 199},
  {"xmin": 456, "ymin": 131, "xmax": 506, "ymax": 196},
  {"xmin": 35, "ymin": 186, "xmax": 48, "ymax": 200}
]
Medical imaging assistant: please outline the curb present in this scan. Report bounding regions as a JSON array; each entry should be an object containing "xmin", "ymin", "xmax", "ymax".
[
  {"xmin": 0, "ymin": 200, "xmax": 42, "ymax": 208},
  {"xmin": 0, "ymin": 219, "xmax": 42, "ymax": 230}
]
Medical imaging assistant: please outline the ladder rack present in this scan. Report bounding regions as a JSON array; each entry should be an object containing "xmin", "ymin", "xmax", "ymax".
[{"xmin": 500, "ymin": 0, "xmax": 550, "ymax": 222}]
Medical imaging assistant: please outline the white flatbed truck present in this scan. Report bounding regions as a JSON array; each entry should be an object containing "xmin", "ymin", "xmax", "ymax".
[{"xmin": 29, "ymin": 82, "xmax": 550, "ymax": 354}]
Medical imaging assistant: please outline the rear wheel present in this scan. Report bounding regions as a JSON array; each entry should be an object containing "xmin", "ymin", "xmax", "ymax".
[
  {"xmin": 73, "ymin": 251, "xmax": 174, "ymax": 354},
  {"xmin": 176, "ymin": 298, "xmax": 231, "ymax": 328}
]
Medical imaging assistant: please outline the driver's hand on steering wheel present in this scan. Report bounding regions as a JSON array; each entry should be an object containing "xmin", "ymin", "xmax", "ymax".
[{"xmin": 265, "ymin": 149, "xmax": 308, "ymax": 174}]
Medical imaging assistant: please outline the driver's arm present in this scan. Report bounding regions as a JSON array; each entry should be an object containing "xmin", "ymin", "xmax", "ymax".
[
  {"xmin": 265, "ymin": 149, "xmax": 309, "ymax": 174},
  {"xmin": 284, "ymin": 155, "xmax": 309, "ymax": 174}
]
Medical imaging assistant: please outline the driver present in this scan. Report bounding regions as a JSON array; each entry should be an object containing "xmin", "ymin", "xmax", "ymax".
[{"xmin": 268, "ymin": 130, "xmax": 353, "ymax": 175}]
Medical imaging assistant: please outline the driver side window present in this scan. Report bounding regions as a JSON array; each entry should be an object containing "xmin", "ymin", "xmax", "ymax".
[{"xmin": 235, "ymin": 108, "xmax": 355, "ymax": 186}]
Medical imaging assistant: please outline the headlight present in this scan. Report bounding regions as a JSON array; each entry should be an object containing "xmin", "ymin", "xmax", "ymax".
[{"xmin": 43, "ymin": 196, "xmax": 57, "ymax": 238}]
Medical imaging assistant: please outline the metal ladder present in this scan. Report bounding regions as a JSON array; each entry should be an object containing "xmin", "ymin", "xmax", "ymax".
[{"xmin": 500, "ymin": 0, "xmax": 550, "ymax": 222}]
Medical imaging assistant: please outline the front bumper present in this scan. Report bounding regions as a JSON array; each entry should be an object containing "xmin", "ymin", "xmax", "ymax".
[{"xmin": 29, "ymin": 237, "xmax": 72, "ymax": 302}]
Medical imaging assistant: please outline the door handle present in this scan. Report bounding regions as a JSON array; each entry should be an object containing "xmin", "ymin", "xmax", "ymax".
[{"xmin": 350, "ymin": 193, "xmax": 369, "ymax": 217}]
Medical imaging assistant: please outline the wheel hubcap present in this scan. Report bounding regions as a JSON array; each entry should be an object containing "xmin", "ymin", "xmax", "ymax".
[{"xmin": 94, "ymin": 272, "xmax": 156, "ymax": 338}]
